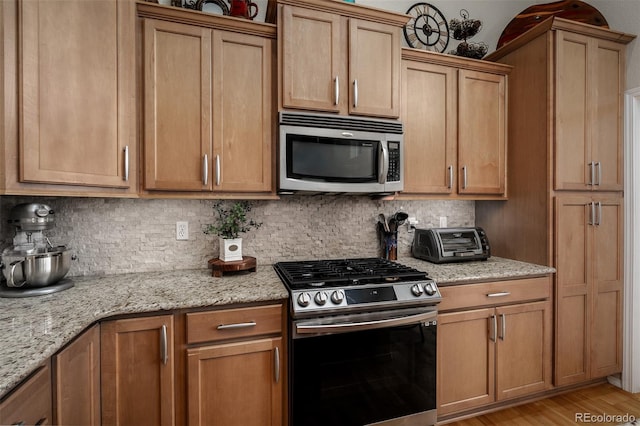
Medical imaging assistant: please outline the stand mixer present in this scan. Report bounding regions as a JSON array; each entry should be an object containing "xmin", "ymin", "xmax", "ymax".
[{"xmin": 0, "ymin": 203, "xmax": 74, "ymax": 297}]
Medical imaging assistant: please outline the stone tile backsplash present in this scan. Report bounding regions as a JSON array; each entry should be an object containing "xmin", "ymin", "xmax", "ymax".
[{"xmin": 0, "ymin": 196, "xmax": 474, "ymax": 276}]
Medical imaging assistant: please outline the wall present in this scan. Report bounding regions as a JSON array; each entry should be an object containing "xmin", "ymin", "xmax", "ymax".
[{"xmin": 0, "ymin": 196, "xmax": 474, "ymax": 276}]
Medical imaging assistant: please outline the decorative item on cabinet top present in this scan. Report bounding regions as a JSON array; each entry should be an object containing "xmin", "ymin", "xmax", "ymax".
[
  {"xmin": 180, "ymin": 0, "xmax": 230, "ymax": 15},
  {"xmin": 403, "ymin": 2, "xmax": 450, "ymax": 53},
  {"xmin": 448, "ymin": 9, "xmax": 488, "ymax": 60}
]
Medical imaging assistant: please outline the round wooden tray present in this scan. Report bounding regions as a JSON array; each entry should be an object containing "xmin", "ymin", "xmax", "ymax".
[{"xmin": 208, "ymin": 256, "xmax": 257, "ymax": 277}]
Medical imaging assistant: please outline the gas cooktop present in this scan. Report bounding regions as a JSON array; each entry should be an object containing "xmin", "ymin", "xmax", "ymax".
[{"xmin": 274, "ymin": 258, "xmax": 441, "ymax": 318}]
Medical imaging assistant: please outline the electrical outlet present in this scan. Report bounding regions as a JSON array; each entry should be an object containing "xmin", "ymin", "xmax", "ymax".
[
  {"xmin": 176, "ymin": 221, "xmax": 188, "ymax": 240},
  {"xmin": 439, "ymin": 216, "xmax": 447, "ymax": 228}
]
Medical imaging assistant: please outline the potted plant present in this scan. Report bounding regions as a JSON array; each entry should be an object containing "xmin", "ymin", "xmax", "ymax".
[{"xmin": 204, "ymin": 201, "xmax": 262, "ymax": 262}]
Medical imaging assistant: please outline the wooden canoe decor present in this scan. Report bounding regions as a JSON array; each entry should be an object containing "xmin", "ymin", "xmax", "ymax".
[{"xmin": 497, "ymin": 0, "xmax": 608, "ymax": 48}]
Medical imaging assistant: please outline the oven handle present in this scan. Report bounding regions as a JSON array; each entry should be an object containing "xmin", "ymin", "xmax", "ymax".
[{"xmin": 295, "ymin": 309, "xmax": 437, "ymax": 335}]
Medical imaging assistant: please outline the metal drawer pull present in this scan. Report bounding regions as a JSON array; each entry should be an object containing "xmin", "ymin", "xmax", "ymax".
[
  {"xmin": 274, "ymin": 346, "xmax": 280, "ymax": 383},
  {"xmin": 489, "ymin": 315, "xmax": 497, "ymax": 342},
  {"xmin": 462, "ymin": 166, "xmax": 468, "ymax": 189},
  {"xmin": 353, "ymin": 79, "xmax": 358, "ymax": 108},
  {"xmin": 216, "ymin": 321, "xmax": 257, "ymax": 330},
  {"xmin": 123, "ymin": 145, "xmax": 129, "ymax": 181},
  {"xmin": 595, "ymin": 162, "xmax": 602, "ymax": 186},
  {"xmin": 595, "ymin": 201, "xmax": 602, "ymax": 226},
  {"xmin": 334, "ymin": 75, "xmax": 339, "ymax": 105},
  {"xmin": 487, "ymin": 292, "xmax": 511, "ymax": 297},
  {"xmin": 202, "ymin": 154, "xmax": 208, "ymax": 186},
  {"xmin": 160, "ymin": 324, "xmax": 168, "ymax": 365},
  {"xmin": 588, "ymin": 162, "xmax": 595, "ymax": 185},
  {"xmin": 215, "ymin": 155, "xmax": 221, "ymax": 186},
  {"xmin": 589, "ymin": 201, "xmax": 595, "ymax": 226},
  {"xmin": 499, "ymin": 313, "xmax": 506, "ymax": 340},
  {"xmin": 448, "ymin": 165, "xmax": 453, "ymax": 189}
]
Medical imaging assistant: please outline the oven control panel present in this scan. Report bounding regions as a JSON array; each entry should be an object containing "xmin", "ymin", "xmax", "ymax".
[{"xmin": 290, "ymin": 280, "xmax": 441, "ymax": 317}]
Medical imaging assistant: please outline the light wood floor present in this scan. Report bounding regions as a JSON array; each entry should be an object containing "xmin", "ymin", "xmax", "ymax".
[{"xmin": 443, "ymin": 383, "xmax": 640, "ymax": 425}]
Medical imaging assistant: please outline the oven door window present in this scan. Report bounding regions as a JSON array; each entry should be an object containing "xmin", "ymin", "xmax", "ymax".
[
  {"xmin": 291, "ymin": 321, "xmax": 436, "ymax": 426},
  {"xmin": 286, "ymin": 134, "xmax": 379, "ymax": 182}
]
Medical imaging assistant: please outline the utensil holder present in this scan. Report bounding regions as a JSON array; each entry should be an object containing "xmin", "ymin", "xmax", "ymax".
[{"xmin": 377, "ymin": 223, "xmax": 397, "ymax": 261}]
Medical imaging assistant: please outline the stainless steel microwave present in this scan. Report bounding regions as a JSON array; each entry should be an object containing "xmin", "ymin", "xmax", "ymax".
[{"xmin": 278, "ymin": 112, "xmax": 404, "ymax": 194}]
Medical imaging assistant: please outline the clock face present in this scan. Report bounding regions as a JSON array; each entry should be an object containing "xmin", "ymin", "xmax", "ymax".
[{"xmin": 403, "ymin": 2, "xmax": 450, "ymax": 53}]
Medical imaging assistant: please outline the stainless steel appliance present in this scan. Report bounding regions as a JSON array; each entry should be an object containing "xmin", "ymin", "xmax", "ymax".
[
  {"xmin": 412, "ymin": 227, "xmax": 491, "ymax": 263},
  {"xmin": 0, "ymin": 203, "xmax": 74, "ymax": 297},
  {"xmin": 274, "ymin": 258, "xmax": 440, "ymax": 426},
  {"xmin": 278, "ymin": 111, "xmax": 403, "ymax": 195}
]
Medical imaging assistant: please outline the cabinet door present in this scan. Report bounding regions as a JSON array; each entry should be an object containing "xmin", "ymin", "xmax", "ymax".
[
  {"xmin": 591, "ymin": 197, "xmax": 623, "ymax": 377},
  {"xmin": 53, "ymin": 324, "xmax": 100, "ymax": 426},
  {"xmin": 0, "ymin": 363, "xmax": 51, "ymax": 426},
  {"xmin": 187, "ymin": 337, "xmax": 283, "ymax": 426},
  {"xmin": 437, "ymin": 308, "xmax": 495, "ymax": 416},
  {"xmin": 495, "ymin": 301, "xmax": 552, "ymax": 401},
  {"xmin": 212, "ymin": 31, "xmax": 273, "ymax": 193},
  {"xmin": 554, "ymin": 196, "xmax": 591, "ymax": 386},
  {"xmin": 101, "ymin": 315, "xmax": 175, "ymax": 426},
  {"xmin": 20, "ymin": 0, "xmax": 135, "ymax": 188},
  {"xmin": 280, "ymin": 5, "xmax": 344, "ymax": 113},
  {"xmin": 349, "ymin": 19, "xmax": 400, "ymax": 118},
  {"xmin": 591, "ymin": 39, "xmax": 625, "ymax": 191},
  {"xmin": 555, "ymin": 31, "xmax": 590, "ymax": 191},
  {"xmin": 401, "ymin": 60, "xmax": 456, "ymax": 194},
  {"xmin": 144, "ymin": 19, "xmax": 212, "ymax": 191},
  {"xmin": 458, "ymin": 70, "xmax": 506, "ymax": 195}
]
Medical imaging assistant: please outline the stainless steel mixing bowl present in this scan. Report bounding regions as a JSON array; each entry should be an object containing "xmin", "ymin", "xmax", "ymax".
[{"xmin": 2, "ymin": 246, "xmax": 72, "ymax": 288}]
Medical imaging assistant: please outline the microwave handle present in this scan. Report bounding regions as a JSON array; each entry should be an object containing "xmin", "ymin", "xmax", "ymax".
[{"xmin": 378, "ymin": 142, "xmax": 389, "ymax": 184}]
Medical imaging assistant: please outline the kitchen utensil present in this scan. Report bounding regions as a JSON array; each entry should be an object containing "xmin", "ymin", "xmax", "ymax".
[
  {"xmin": 2, "ymin": 246, "xmax": 72, "ymax": 287},
  {"xmin": 393, "ymin": 211, "xmax": 409, "ymax": 226},
  {"xmin": 378, "ymin": 213, "xmax": 390, "ymax": 232}
]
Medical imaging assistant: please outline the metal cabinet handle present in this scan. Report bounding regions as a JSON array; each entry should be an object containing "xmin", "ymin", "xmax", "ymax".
[
  {"xmin": 216, "ymin": 321, "xmax": 257, "ymax": 330},
  {"xmin": 35, "ymin": 418, "xmax": 47, "ymax": 426},
  {"xmin": 274, "ymin": 346, "xmax": 280, "ymax": 384},
  {"xmin": 448, "ymin": 165, "xmax": 453, "ymax": 189},
  {"xmin": 353, "ymin": 79, "xmax": 358, "ymax": 108},
  {"xmin": 123, "ymin": 146, "xmax": 129, "ymax": 181},
  {"xmin": 160, "ymin": 324, "xmax": 168, "ymax": 365},
  {"xmin": 595, "ymin": 162, "xmax": 602, "ymax": 186},
  {"xmin": 462, "ymin": 166, "xmax": 468, "ymax": 189},
  {"xmin": 487, "ymin": 292, "xmax": 511, "ymax": 298},
  {"xmin": 202, "ymin": 154, "xmax": 208, "ymax": 186},
  {"xmin": 12, "ymin": 421, "xmax": 25, "ymax": 426},
  {"xmin": 595, "ymin": 201, "xmax": 602, "ymax": 226},
  {"xmin": 589, "ymin": 202, "xmax": 595, "ymax": 226},
  {"xmin": 489, "ymin": 315, "xmax": 497, "ymax": 342},
  {"xmin": 499, "ymin": 313, "xmax": 506, "ymax": 341},
  {"xmin": 334, "ymin": 76, "xmax": 339, "ymax": 106},
  {"xmin": 588, "ymin": 162, "xmax": 595, "ymax": 186},
  {"xmin": 215, "ymin": 155, "xmax": 221, "ymax": 186}
]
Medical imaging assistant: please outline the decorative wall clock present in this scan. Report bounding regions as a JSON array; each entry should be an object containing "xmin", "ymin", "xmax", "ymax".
[{"xmin": 403, "ymin": 2, "xmax": 450, "ymax": 53}]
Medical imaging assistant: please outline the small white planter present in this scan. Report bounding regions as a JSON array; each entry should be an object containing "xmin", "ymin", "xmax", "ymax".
[{"xmin": 219, "ymin": 237, "xmax": 243, "ymax": 262}]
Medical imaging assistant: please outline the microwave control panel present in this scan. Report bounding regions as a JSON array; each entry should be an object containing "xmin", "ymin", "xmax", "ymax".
[{"xmin": 388, "ymin": 141, "xmax": 401, "ymax": 182}]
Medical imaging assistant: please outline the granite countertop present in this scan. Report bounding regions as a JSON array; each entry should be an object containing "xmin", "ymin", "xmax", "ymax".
[
  {"xmin": 0, "ymin": 266, "xmax": 288, "ymax": 399},
  {"xmin": 0, "ymin": 256, "xmax": 554, "ymax": 399}
]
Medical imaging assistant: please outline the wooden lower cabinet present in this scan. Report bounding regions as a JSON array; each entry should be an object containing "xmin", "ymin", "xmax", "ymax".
[
  {"xmin": 187, "ymin": 337, "xmax": 283, "ymax": 426},
  {"xmin": 184, "ymin": 304, "xmax": 285, "ymax": 426},
  {"xmin": 53, "ymin": 324, "xmax": 101, "ymax": 426},
  {"xmin": 437, "ymin": 278, "xmax": 552, "ymax": 417},
  {"xmin": 101, "ymin": 315, "xmax": 175, "ymax": 426},
  {"xmin": 0, "ymin": 362, "xmax": 52, "ymax": 425}
]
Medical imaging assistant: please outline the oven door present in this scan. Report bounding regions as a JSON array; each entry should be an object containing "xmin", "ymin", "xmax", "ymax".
[{"xmin": 290, "ymin": 307, "xmax": 437, "ymax": 426}]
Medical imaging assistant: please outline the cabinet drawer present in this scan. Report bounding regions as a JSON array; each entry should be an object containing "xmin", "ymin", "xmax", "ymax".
[
  {"xmin": 438, "ymin": 276, "xmax": 551, "ymax": 312},
  {"xmin": 0, "ymin": 363, "xmax": 52, "ymax": 425},
  {"xmin": 187, "ymin": 304, "xmax": 282, "ymax": 344}
]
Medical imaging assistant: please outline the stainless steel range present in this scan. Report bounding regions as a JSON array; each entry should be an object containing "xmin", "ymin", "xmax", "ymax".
[{"xmin": 274, "ymin": 258, "xmax": 441, "ymax": 426}]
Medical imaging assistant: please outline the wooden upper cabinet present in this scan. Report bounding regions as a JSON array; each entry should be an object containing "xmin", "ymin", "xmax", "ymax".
[
  {"xmin": 400, "ymin": 49, "xmax": 510, "ymax": 199},
  {"xmin": 19, "ymin": 0, "xmax": 135, "ymax": 190},
  {"xmin": 401, "ymin": 59, "xmax": 457, "ymax": 194},
  {"xmin": 458, "ymin": 69, "xmax": 506, "ymax": 195},
  {"xmin": 278, "ymin": 0, "xmax": 406, "ymax": 118},
  {"xmin": 141, "ymin": 7, "xmax": 275, "ymax": 195},
  {"xmin": 144, "ymin": 19, "xmax": 212, "ymax": 191},
  {"xmin": 348, "ymin": 18, "xmax": 400, "ymax": 117},
  {"xmin": 280, "ymin": 5, "xmax": 344, "ymax": 113},
  {"xmin": 555, "ymin": 30, "xmax": 626, "ymax": 191}
]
